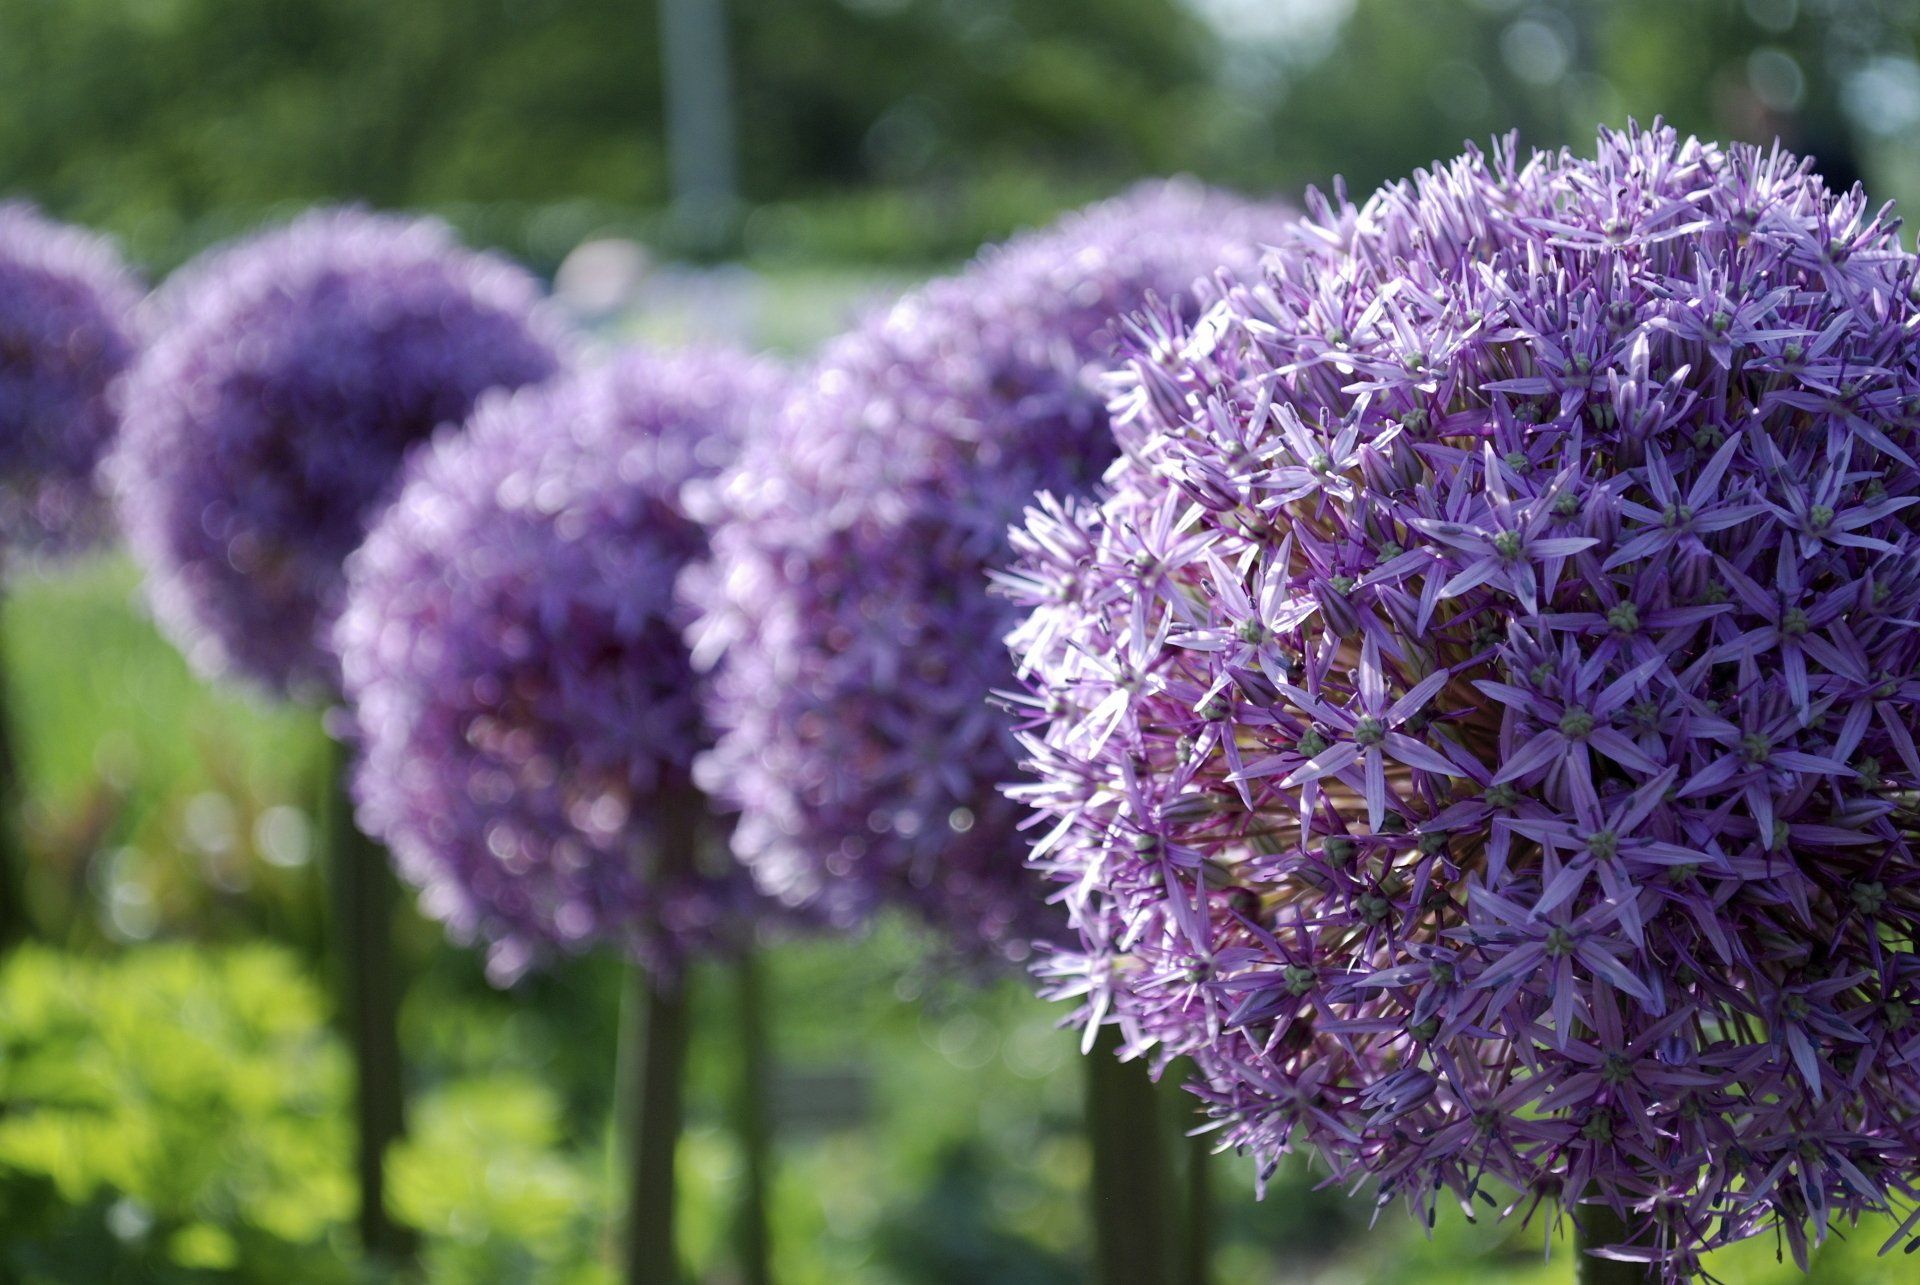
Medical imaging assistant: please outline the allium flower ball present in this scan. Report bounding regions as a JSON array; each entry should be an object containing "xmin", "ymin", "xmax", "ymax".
[
  {"xmin": 337, "ymin": 349, "xmax": 784, "ymax": 983},
  {"xmin": 108, "ymin": 209, "xmax": 566, "ymax": 696},
  {"xmin": 693, "ymin": 181, "xmax": 1290, "ymax": 957},
  {"xmin": 0, "ymin": 203, "xmax": 141, "ymax": 554},
  {"xmin": 1006, "ymin": 125, "xmax": 1920, "ymax": 1279}
]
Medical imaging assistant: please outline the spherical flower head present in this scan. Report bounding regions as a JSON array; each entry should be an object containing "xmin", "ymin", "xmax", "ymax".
[
  {"xmin": 0, "ymin": 203, "xmax": 142, "ymax": 555},
  {"xmin": 1007, "ymin": 124, "xmax": 1920, "ymax": 1279},
  {"xmin": 337, "ymin": 347, "xmax": 785, "ymax": 983},
  {"xmin": 691, "ymin": 181, "xmax": 1291, "ymax": 960},
  {"xmin": 108, "ymin": 208, "xmax": 567, "ymax": 697}
]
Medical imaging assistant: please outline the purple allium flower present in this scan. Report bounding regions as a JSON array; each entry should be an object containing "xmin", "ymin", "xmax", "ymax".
[
  {"xmin": 336, "ymin": 348, "xmax": 784, "ymax": 983},
  {"xmin": 691, "ymin": 180, "xmax": 1290, "ymax": 959},
  {"xmin": 1005, "ymin": 125, "xmax": 1920, "ymax": 1279},
  {"xmin": 108, "ymin": 209, "xmax": 567, "ymax": 696},
  {"xmin": 0, "ymin": 203, "xmax": 141, "ymax": 555}
]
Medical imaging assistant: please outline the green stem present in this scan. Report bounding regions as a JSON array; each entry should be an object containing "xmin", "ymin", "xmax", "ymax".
[
  {"xmin": 621, "ymin": 961, "xmax": 690, "ymax": 1285},
  {"xmin": 1086, "ymin": 1026, "xmax": 1172, "ymax": 1285},
  {"xmin": 0, "ymin": 615, "xmax": 30, "ymax": 952},
  {"xmin": 1575, "ymin": 1201, "xmax": 1654, "ymax": 1285},
  {"xmin": 1179, "ymin": 1120, "xmax": 1211, "ymax": 1285},
  {"xmin": 732, "ymin": 943, "xmax": 773, "ymax": 1285},
  {"xmin": 618, "ymin": 791, "xmax": 702, "ymax": 1285},
  {"xmin": 322, "ymin": 733, "xmax": 413, "ymax": 1265}
]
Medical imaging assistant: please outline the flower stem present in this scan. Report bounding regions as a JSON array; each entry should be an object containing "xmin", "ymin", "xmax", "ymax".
[
  {"xmin": 0, "ymin": 674, "xmax": 26, "ymax": 953},
  {"xmin": 620, "ymin": 959, "xmax": 690, "ymax": 1285},
  {"xmin": 0, "ymin": 598, "xmax": 33, "ymax": 952},
  {"xmin": 732, "ymin": 943, "xmax": 774, "ymax": 1285},
  {"xmin": 618, "ymin": 793, "xmax": 702, "ymax": 1285},
  {"xmin": 1086, "ymin": 1026, "xmax": 1172, "ymax": 1285},
  {"xmin": 1179, "ymin": 1118, "xmax": 1211, "ymax": 1285},
  {"xmin": 322, "ymin": 732, "xmax": 413, "ymax": 1264},
  {"xmin": 1576, "ymin": 1201, "xmax": 1654, "ymax": 1285}
]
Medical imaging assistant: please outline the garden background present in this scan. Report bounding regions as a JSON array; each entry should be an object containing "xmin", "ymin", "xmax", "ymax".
[{"xmin": 4, "ymin": 1, "xmax": 1920, "ymax": 1281}]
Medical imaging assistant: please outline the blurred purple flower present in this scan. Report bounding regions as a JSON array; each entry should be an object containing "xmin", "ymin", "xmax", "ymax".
[
  {"xmin": 691, "ymin": 180, "xmax": 1291, "ymax": 959},
  {"xmin": 1005, "ymin": 125, "xmax": 1920, "ymax": 1278},
  {"xmin": 0, "ymin": 202, "xmax": 141, "ymax": 555},
  {"xmin": 337, "ymin": 347, "xmax": 784, "ymax": 983},
  {"xmin": 108, "ymin": 208, "xmax": 567, "ymax": 696}
]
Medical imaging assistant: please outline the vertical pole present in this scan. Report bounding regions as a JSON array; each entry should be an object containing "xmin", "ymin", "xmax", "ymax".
[
  {"xmin": 658, "ymin": 0, "xmax": 740, "ymax": 250},
  {"xmin": 1086, "ymin": 1026, "xmax": 1172, "ymax": 1285},
  {"xmin": 323, "ymin": 731, "xmax": 413, "ymax": 1264},
  {"xmin": 732, "ymin": 942, "xmax": 773, "ymax": 1285},
  {"xmin": 618, "ymin": 791, "xmax": 703, "ymax": 1285}
]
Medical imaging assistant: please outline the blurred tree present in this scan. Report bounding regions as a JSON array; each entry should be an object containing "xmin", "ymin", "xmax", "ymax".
[
  {"xmin": 6, "ymin": 0, "xmax": 1918, "ymax": 270},
  {"xmin": 731, "ymin": 0, "xmax": 1213, "ymax": 189},
  {"xmin": 0, "ymin": 0, "xmax": 1210, "ymax": 267},
  {"xmin": 1224, "ymin": 0, "xmax": 1911, "ymax": 204},
  {"xmin": 0, "ymin": 0, "xmax": 661, "ymax": 259}
]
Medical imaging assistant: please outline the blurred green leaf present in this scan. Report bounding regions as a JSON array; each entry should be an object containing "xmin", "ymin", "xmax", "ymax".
[{"xmin": 0, "ymin": 943, "xmax": 352, "ymax": 1281}]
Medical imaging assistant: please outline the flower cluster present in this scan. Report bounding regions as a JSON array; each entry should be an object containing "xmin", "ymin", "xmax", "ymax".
[
  {"xmin": 336, "ymin": 349, "xmax": 784, "ymax": 983},
  {"xmin": 692, "ymin": 180, "xmax": 1290, "ymax": 958},
  {"xmin": 0, "ymin": 203, "xmax": 142, "ymax": 555},
  {"xmin": 1005, "ymin": 125, "xmax": 1920, "ymax": 1278},
  {"xmin": 108, "ymin": 208, "xmax": 567, "ymax": 696}
]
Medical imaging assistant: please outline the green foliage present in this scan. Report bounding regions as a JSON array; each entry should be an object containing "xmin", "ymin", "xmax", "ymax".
[
  {"xmin": 1215, "ymin": 0, "xmax": 1892, "ymax": 203},
  {"xmin": 0, "ymin": 0, "xmax": 1210, "ymax": 271},
  {"xmin": 389, "ymin": 1076, "xmax": 610, "ymax": 1285},
  {"xmin": 0, "ymin": 944, "xmax": 352, "ymax": 1283},
  {"xmin": 4, "ymin": 0, "xmax": 1915, "ymax": 271}
]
